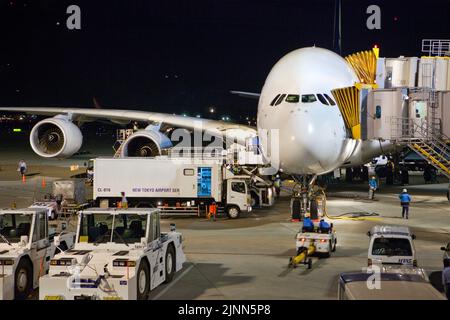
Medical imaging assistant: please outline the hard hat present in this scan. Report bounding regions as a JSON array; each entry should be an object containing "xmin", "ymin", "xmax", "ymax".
[{"xmin": 402, "ymin": 188, "xmax": 407, "ymax": 193}]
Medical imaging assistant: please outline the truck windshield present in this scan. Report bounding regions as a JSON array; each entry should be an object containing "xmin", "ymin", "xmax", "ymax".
[
  {"xmin": 372, "ymin": 238, "xmax": 412, "ymax": 256},
  {"xmin": 0, "ymin": 214, "xmax": 33, "ymax": 243},
  {"xmin": 79, "ymin": 214, "xmax": 147, "ymax": 244}
]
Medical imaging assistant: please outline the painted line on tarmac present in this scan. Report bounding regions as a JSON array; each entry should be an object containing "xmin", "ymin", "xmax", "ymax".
[{"xmin": 151, "ymin": 264, "xmax": 194, "ymax": 300}]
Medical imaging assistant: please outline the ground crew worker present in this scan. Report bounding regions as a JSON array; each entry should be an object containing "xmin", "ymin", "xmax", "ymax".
[
  {"xmin": 319, "ymin": 219, "xmax": 330, "ymax": 233},
  {"xmin": 399, "ymin": 188, "xmax": 411, "ymax": 219},
  {"xmin": 208, "ymin": 202, "xmax": 217, "ymax": 221},
  {"xmin": 442, "ymin": 259, "xmax": 450, "ymax": 300},
  {"xmin": 121, "ymin": 191, "xmax": 128, "ymax": 209},
  {"xmin": 368, "ymin": 176, "xmax": 378, "ymax": 200},
  {"xmin": 274, "ymin": 175, "xmax": 281, "ymax": 198},
  {"xmin": 18, "ymin": 159, "xmax": 27, "ymax": 176},
  {"xmin": 302, "ymin": 213, "xmax": 314, "ymax": 232}
]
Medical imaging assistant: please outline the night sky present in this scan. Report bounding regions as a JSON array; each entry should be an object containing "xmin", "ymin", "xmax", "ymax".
[{"xmin": 1, "ymin": 0, "xmax": 450, "ymax": 123}]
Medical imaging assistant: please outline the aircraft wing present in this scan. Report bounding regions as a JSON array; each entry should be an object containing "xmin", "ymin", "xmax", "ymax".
[
  {"xmin": 230, "ymin": 91, "xmax": 260, "ymax": 99},
  {"xmin": 0, "ymin": 107, "xmax": 257, "ymax": 144}
]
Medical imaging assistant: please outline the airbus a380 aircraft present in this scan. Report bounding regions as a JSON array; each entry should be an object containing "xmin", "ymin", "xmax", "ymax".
[{"xmin": 0, "ymin": 47, "xmax": 392, "ymax": 179}]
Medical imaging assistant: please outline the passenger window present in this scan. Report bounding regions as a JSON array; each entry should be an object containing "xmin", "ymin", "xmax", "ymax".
[
  {"xmin": 285, "ymin": 94, "xmax": 300, "ymax": 103},
  {"xmin": 231, "ymin": 182, "xmax": 246, "ymax": 194},
  {"xmin": 323, "ymin": 94, "xmax": 336, "ymax": 105},
  {"xmin": 317, "ymin": 94, "xmax": 329, "ymax": 105},
  {"xmin": 270, "ymin": 94, "xmax": 281, "ymax": 106},
  {"xmin": 301, "ymin": 94, "xmax": 317, "ymax": 103},
  {"xmin": 275, "ymin": 94, "xmax": 286, "ymax": 106}
]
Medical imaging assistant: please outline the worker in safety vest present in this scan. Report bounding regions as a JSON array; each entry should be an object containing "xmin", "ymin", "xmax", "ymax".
[
  {"xmin": 208, "ymin": 202, "xmax": 217, "ymax": 221},
  {"xmin": 121, "ymin": 191, "xmax": 128, "ymax": 209}
]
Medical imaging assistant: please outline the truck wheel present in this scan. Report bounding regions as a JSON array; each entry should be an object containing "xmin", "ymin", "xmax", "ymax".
[
  {"xmin": 136, "ymin": 260, "xmax": 150, "ymax": 300},
  {"xmin": 226, "ymin": 206, "xmax": 241, "ymax": 219},
  {"xmin": 15, "ymin": 258, "xmax": 33, "ymax": 300},
  {"xmin": 164, "ymin": 245, "xmax": 176, "ymax": 284}
]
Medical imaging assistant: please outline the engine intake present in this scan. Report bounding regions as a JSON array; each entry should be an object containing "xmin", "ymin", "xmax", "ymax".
[
  {"xmin": 30, "ymin": 117, "xmax": 83, "ymax": 158},
  {"xmin": 121, "ymin": 129, "xmax": 172, "ymax": 157}
]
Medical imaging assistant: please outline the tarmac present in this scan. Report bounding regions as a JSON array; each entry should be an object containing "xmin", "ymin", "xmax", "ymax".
[{"xmin": 0, "ymin": 136, "xmax": 448, "ymax": 299}]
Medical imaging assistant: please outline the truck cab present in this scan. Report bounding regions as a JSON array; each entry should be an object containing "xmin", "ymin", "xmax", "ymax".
[
  {"xmin": 224, "ymin": 177, "xmax": 252, "ymax": 219},
  {"xmin": 0, "ymin": 208, "xmax": 75, "ymax": 299},
  {"xmin": 367, "ymin": 225, "xmax": 417, "ymax": 267},
  {"xmin": 39, "ymin": 208, "xmax": 185, "ymax": 300}
]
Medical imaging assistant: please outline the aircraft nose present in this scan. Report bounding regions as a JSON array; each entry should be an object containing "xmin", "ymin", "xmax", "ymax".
[{"xmin": 279, "ymin": 107, "xmax": 349, "ymax": 174}]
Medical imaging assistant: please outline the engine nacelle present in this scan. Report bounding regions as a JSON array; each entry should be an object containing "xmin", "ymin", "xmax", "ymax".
[
  {"xmin": 121, "ymin": 128, "xmax": 172, "ymax": 157},
  {"xmin": 30, "ymin": 117, "xmax": 83, "ymax": 158}
]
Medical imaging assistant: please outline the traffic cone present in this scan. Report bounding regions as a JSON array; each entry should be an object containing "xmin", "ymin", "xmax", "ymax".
[
  {"xmin": 22, "ymin": 174, "xmax": 26, "ymax": 183},
  {"xmin": 41, "ymin": 177, "xmax": 46, "ymax": 188}
]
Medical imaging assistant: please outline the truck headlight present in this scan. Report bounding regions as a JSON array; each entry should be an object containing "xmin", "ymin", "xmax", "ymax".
[
  {"xmin": 0, "ymin": 259, "xmax": 14, "ymax": 266},
  {"xmin": 113, "ymin": 259, "xmax": 136, "ymax": 267}
]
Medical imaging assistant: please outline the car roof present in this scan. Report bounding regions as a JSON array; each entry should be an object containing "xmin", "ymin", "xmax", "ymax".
[{"xmin": 370, "ymin": 225, "xmax": 411, "ymax": 237}]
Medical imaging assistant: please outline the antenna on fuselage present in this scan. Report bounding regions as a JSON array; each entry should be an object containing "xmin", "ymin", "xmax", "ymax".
[{"xmin": 333, "ymin": 0, "xmax": 342, "ymax": 55}]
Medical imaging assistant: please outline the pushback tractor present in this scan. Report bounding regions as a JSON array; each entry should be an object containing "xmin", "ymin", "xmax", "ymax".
[
  {"xmin": 0, "ymin": 208, "xmax": 76, "ymax": 300},
  {"xmin": 39, "ymin": 208, "xmax": 185, "ymax": 300},
  {"xmin": 288, "ymin": 220, "xmax": 337, "ymax": 269}
]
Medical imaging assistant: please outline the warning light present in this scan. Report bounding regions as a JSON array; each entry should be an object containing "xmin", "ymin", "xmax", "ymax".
[
  {"xmin": 13, "ymin": 128, "xmax": 22, "ymax": 133},
  {"xmin": 372, "ymin": 45, "xmax": 380, "ymax": 59}
]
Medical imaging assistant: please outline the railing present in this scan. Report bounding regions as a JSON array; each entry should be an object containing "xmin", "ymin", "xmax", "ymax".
[
  {"xmin": 422, "ymin": 39, "xmax": 450, "ymax": 56},
  {"xmin": 390, "ymin": 117, "xmax": 441, "ymax": 141}
]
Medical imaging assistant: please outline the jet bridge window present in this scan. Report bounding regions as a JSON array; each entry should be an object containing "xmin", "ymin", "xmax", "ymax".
[
  {"xmin": 317, "ymin": 94, "xmax": 329, "ymax": 105},
  {"xmin": 301, "ymin": 94, "xmax": 317, "ymax": 103},
  {"xmin": 323, "ymin": 94, "xmax": 336, "ymax": 106},
  {"xmin": 285, "ymin": 94, "xmax": 300, "ymax": 103}
]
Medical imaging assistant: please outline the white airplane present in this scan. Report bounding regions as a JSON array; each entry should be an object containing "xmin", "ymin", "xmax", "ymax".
[{"xmin": 0, "ymin": 47, "xmax": 392, "ymax": 177}]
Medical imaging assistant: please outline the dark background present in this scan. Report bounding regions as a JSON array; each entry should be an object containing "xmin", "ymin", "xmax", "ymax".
[{"xmin": 1, "ymin": 0, "xmax": 449, "ymax": 123}]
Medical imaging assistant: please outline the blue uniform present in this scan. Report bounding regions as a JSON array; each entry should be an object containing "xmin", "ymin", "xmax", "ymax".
[
  {"xmin": 399, "ymin": 192, "xmax": 411, "ymax": 219},
  {"xmin": 319, "ymin": 220, "xmax": 330, "ymax": 229},
  {"xmin": 303, "ymin": 217, "xmax": 314, "ymax": 230},
  {"xmin": 369, "ymin": 179, "xmax": 378, "ymax": 189},
  {"xmin": 399, "ymin": 193, "xmax": 411, "ymax": 203}
]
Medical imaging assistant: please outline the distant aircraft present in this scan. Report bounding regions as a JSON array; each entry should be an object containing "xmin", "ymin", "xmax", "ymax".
[{"xmin": 0, "ymin": 47, "xmax": 392, "ymax": 179}]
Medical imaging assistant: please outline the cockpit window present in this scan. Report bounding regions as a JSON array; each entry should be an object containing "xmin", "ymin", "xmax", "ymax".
[
  {"xmin": 275, "ymin": 94, "xmax": 286, "ymax": 106},
  {"xmin": 301, "ymin": 94, "xmax": 317, "ymax": 103},
  {"xmin": 270, "ymin": 94, "xmax": 281, "ymax": 106},
  {"xmin": 317, "ymin": 94, "xmax": 329, "ymax": 105},
  {"xmin": 285, "ymin": 94, "xmax": 300, "ymax": 103},
  {"xmin": 324, "ymin": 94, "xmax": 336, "ymax": 106}
]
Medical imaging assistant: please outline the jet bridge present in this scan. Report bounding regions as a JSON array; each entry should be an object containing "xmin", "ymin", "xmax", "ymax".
[{"xmin": 333, "ymin": 45, "xmax": 450, "ymax": 179}]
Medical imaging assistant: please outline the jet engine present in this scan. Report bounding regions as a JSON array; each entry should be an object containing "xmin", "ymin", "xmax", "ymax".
[
  {"xmin": 30, "ymin": 117, "xmax": 83, "ymax": 158},
  {"xmin": 120, "ymin": 128, "xmax": 172, "ymax": 157}
]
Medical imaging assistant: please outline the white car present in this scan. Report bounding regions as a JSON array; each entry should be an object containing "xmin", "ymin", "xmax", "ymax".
[
  {"xmin": 367, "ymin": 225, "xmax": 417, "ymax": 267},
  {"xmin": 39, "ymin": 208, "xmax": 185, "ymax": 300}
]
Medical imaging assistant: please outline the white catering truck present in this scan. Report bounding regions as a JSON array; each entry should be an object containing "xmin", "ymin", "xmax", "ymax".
[
  {"xmin": 93, "ymin": 157, "xmax": 256, "ymax": 219},
  {"xmin": 39, "ymin": 208, "xmax": 185, "ymax": 300},
  {"xmin": 0, "ymin": 208, "xmax": 76, "ymax": 299}
]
